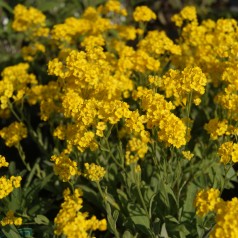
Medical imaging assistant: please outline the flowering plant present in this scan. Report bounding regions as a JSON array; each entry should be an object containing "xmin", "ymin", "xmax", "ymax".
[{"xmin": 0, "ymin": 1, "xmax": 238, "ymax": 237}]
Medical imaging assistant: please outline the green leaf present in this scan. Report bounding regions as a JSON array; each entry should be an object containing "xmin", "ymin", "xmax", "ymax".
[
  {"xmin": 160, "ymin": 223, "xmax": 169, "ymax": 238},
  {"xmin": 0, "ymin": 0, "xmax": 13, "ymax": 13},
  {"xmin": 153, "ymin": 217, "xmax": 161, "ymax": 235},
  {"xmin": 122, "ymin": 230, "xmax": 134, "ymax": 238},
  {"xmin": 8, "ymin": 188, "xmax": 22, "ymax": 211},
  {"xmin": 104, "ymin": 191, "xmax": 120, "ymax": 210},
  {"xmin": 8, "ymin": 162, "xmax": 16, "ymax": 176},
  {"xmin": 36, "ymin": 0, "xmax": 61, "ymax": 11},
  {"xmin": 113, "ymin": 210, "xmax": 119, "ymax": 222},
  {"xmin": 28, "ymin": 204, "xmax": 41, "ymax": 216},
  {"xmin": 105, "ymin": 202, "xmax": 120, "ymax": 237},
  {"xmin": 182, "ymin": 182, "xmax": 197, "ymax": 216},
  {"xmin": 226, "ymin": 166, "xmax": 238, "ymax": 182},
  {"xmin": 149, "ymin": 193, "xmax": 157, "ymax": 219},
  {"xmin": 77, "ymin": 185, "xmax": 102, "ymax": 210},
  {"xmin": 34, "ymin": 214, "xmax": 49, "ymax": 225},
  {"xmin": 1, "ymin": 225, "xmax": 21, "ymax": 238},
  {"xmin": 127, "ymin": 203, "xmax": 152, "ymax": 236}
]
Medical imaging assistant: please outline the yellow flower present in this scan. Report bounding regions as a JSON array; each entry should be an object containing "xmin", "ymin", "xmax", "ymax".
[
  {"xmin": 0, "ymin": 155, "xmax": 9, "ymax": 168},
  {"xmin": 0, "ymin": 63, "xmax": 37, "ymax": 109},
  {"xmin": 194, "ymin": 188, "xmax": 221, "ymax": 216},
  {"xmin": 138, "ymin": 30, "xmax": 181, "ymax": 57},
  {"xmin": 12, "ymin": 4, "xmax": 48, "ymax": 37},
  {"xmin": 98, "ymin": 0, "xmax": 127, "ymax": 16},
  {"xmin": 158, "ymin": 113, "xmax": 187, "ymax": 148},
  {"xmin": 84, "ymin": 163, "xmax": 106, "ymax": 182},
  {"xmin": 54, "ymin": 188, "xmax": 107, "ymax": 237},
  {"xmin": 96, "ymin": 121, "xmax": 107, "ymax": 137},
  {"xmin": 171, "ymin": 6, "xmax": 197, "ymax": 27},
  {"xmin": 0, "ymin": 122, "xmax": 27, "ymax": 147},
  {"xmin": 210, "ymin": 198, "xmax": 238, "ymax": 238},
  {"xmin": 182, "ymin": 151, "xmax": 194, "ymax": 160},
  {"xmin": 218, "ymin": 141, "xmax": 233, "ymax": 164},
  {"xmin": 0, "ymin": 176, "xmax": 22, "ymax": 199},
  {"xmin": 133, "ymin": 6, "xmax": 156, "ymax": 22},
  {"xmin": 51, "ymin": 153, "xmax": 78, "ymax": 182},
  {"xmin": 21, "ymin": 43, "xmax": 45, "ymax": 62},
  {"xmin": 1, "ymin": 211, "xmax": 22, "ymax": 226},
  {"xmin": 125, "ymin": 136, "xmax": 149, "ymax": 165},
  {"xmin": 204, "ymin": 119, "xmax": 228, "ymax": 140},
  {"xmin": 161, "ymin": 66, "xmax": 207, "ymax": 106}
]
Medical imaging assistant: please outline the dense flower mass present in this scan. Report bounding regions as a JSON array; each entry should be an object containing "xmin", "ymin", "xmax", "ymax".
[
  {"xmin": 194, "ymin": 188, "xmax": 221, "ymax": 216},
  {"xmin": 161, "ymin": 66, "xmax": 207, "ymax": 105},
  {"xmin": 0, "ymin": 176, "xmax": 22, "ymax": 199},
  {"xmin": 54, "ymin": 188, "xmax": 107, "ymax": 238},
  {"xmin": 0, "ymin": 122, "xmax": 27, "ymax": 147},
  {"xmin": 0, "ymin": 63, "xmax": 37, "ymax": 109},
  {"xmin": 218, "ymin": 141, "xmax": 238, "ymax": 164},
  {"xmin": 210, "ymin": 198, "xmax": 238, "ymax": 238},
  {"xmin": 133, "ymin": 6, "xmax": 156, "ymax": 22},
  {"xmin": 1, "ymin": 1, "xmax": 238, "ymax": 237},
  {"xmin": 12, "ymin": 4, "xmax": 49, "ymax": 37},
  {"xmin": 51, "ymin": 154, "xmax": 79, "ymax": 182}
]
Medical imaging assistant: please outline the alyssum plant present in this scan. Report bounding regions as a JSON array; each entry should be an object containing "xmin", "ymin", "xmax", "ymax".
[{"xmin": 0, "ymin": 1, "xmax": 238, "ymax": 237}]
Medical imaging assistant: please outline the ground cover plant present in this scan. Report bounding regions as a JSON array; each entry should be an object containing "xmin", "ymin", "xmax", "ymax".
[{"xmin": 1, "ymin": 0, "xmax": 238, "ymax": 237}]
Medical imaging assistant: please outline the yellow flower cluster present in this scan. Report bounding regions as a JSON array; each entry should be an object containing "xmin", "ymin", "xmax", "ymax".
[
  {"xmin": 51, "ymin": 153, "xmax": 78, "ymax": 182},
  {"xmin": 116, "ymin": 25, "xmax": 140, "ymax": 41},
  {"xmin": 138, "ymin": 30, "xmax": 181, "ymax": 57},
  {"xmin": 210, "ymin": 198, "xmax": 238, "ymax": 238},
  {"xmin": 0, "ymin": 156, "xmax": 22, "ymax": 200},
  {"xmin": 21, "ymin": 43, "xmax": 45, "ymax": 62},
  {"xmin": 0, "ymin": 211, "xmax": 22, "ymax": 226},
  {"xmin": 171, "ymin": 11, "xmax": 238, "ymax": 86},
  {"xmin": 123, "ymin": 110, "xmax": 150, "ymax": 164},
  {"xmin": 98, "ymin": 0, "xmax": 127, "ymax": 16},
  {"xmin": 51, "ymin": 7, "xmax": 113, "ymax": 46},
  {"xmin": 84, "ymin": 163, "xmax": 106, "ymax": 182},
  {"xmin": 215, "ymin": 64, "xmax": 238, "ymax": 121},
  {"xmin": 161, "ymin": 66, "xmax": 207, "ymax": 106},
  {"xmin": 204, "ymin": 119, "xmax": 228, "ymax": 140},
  {"xmin": 125, "ymin": 136, "xmax": 149, "ymax": 164},
  {"xmin": 96, "ymin": 122, "xmax": 107, "ymax": 137},
  {"xmin": 0, "ymin": 63, "xmax": 37, "ymax": 110},
  {"xmin": 0, "ymin": 122, "xmax": 27, "ymax": 147},
  {"xmin": 171, "ymin": 6, "xmax": 197, "ymax": 27},
  {"xmin": 218, "ymin": 141, "xmax": 238, "ymax": 164},
  {"xmin": 12, "ymin": 4, "xmax": 49, "ymax": 37},
  {"xmin": 0, "ymin": 176, "xmax": 22, "ymax": 199},
  {"xmin": 182, "ymin": 151, "xmax": 194, "ymax": 160},
  {"xmin": 194, "ymin": 188, "xmax": 221, "ymax": 216},
  {"xmin": 54, "ymin": 188, "xmax": 107, "ymax": 238},
  {"xmin": 133, "ymin": 6, "xmax": 156, "ymax": 22},
  {"xmin": 0, "ymin": 155, "xmax": 9, "ymax": 168},
  {"xmin": 134, "ymin": 87, "xmax": 187, "ymax": 148},
  {"xmin": 115, "ymin": 45, "xmax": 160, "ymax": 73},
  {"xmin": 195, "ymin": 188, "xmax": 238, "ymax": 237},
  {"xmin": 7, "ymin": 2, "xmax": 238, "ymax": 236}
]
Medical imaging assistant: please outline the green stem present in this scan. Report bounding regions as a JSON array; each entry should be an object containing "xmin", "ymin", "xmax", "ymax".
[
  {"xmin": 185, "ymin": 92, "xmax": 193, "ymax": 143},
  {"xmin": 104, "ymin": 138, "xmax": 125, "ymax": 170},
  {"xmin": 25, "ymin": 158, "xmax": 40, "ymax": 188},
  {"xmin": 8, "ymin": 100, "xmax": 22, "ymax": 122},
  {"xmin": 16, "ymin": 143, "xmax": 31, "ymax": 171},
  {"xmin": 136, "ymin": 182, "xmax": 149, "ymax": 217},
  {"xmin": 220, "ymin": 163, "xmax": 232, "ymax": 193},
  {"xmin": 96, "ymin": 182, "xmax": 120, "ymax": 238}
]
